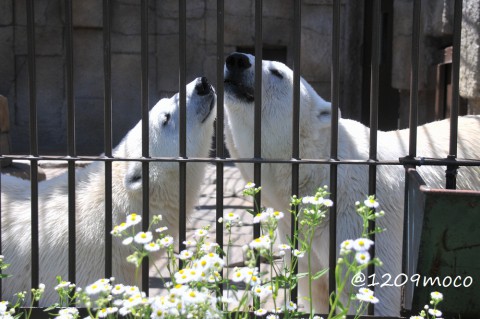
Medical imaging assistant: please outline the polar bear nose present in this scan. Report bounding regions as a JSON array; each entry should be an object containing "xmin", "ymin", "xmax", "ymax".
[
  {"xmin": 226, "ymin": 53, "xmax": 252, "ymax": 72},
  {"xmin": 195, "ymin": 77, "xmax": 212, "ymax": 96}
]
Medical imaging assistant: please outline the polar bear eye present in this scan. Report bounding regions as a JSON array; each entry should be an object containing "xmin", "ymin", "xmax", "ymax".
[
  {"xmin": 269, "ymin": 68, "xmax": 283, "ymax": 79},
  {"xmin": 162, "ymin": 113, "xmax": 171, "ymax": 126}
]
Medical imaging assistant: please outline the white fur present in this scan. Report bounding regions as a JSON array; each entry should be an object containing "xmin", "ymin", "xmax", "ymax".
[
  {"xmin": 223, "ymin": 53, "xmax": 480, "ymax": 315},
  {"xmin": 1, "ymin": 78, "xmax": 216, "ymax": 304}
]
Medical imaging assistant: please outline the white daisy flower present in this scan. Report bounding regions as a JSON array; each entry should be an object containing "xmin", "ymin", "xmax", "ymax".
[
  {"xmin": 286, "ymin": 301, "xmax": 297, "ymax": 311},
  {"xmin": 126, "ymin": 213, "xmax": 142, "ymax": 226},
  {"xmin": 178, "ymin": 250, "xmax": 194, "ymax": 260},
  {"xmin": 293, "ymin": 249, "xmax": 305, "ymax": 258},
  {"xmin": 323, "ymin": 199, "xmax": 334, "ymax": 207},
  {"xmin": 85, "ymin": 282, "xmax": 103, "ymax": 295},
  {"xmin": 201, "ymin": 242, "xmax": 218, "ymax": 253},
  {"xmin": 428, "ymin": 309, "xmax": 442, "ymax": 317},
  {"xmin": 430, "ymin": 291, "xmax": 443, "ymax": 301},
  {"xmin": 144, "ymin": 241, "xmax": 160, "ymax": 252},
  {"xmin": 270, "ymin": 210, "xmax": 284, "ymax": 220},
  {"xmin": 249, "ymin": 235, "xmax": 271, "ymax": 250},
  {"xmin": 244, "ymin": 182, "xmax": 255, "ymax": 189},
  {"xmin": 340, "ymin": 239, "xmax": 354, "ymax": 250},
  {"xmin": 355, "ymin": 252, "xmax": 371, "ymax": 264},
  {"xmin": 353, "ymin": 238, "xmax": 374, "ymax": 252},
  {"xmin": 97, "ymin": 308, "xmax": 109, "ymax": 318},
  {"xmin": 111, "ymin": 284, "xmax": 125, "ymax": 295},
  {"xmin": 278, "ymin": 243, "xmax": 290, "ymax": 250},
  {"xmin": 160, "ymin": 236, "xmax": 174, "ymax": 248},
  {"xmin": 224, "ymin": 212, "xmax": 240, "ymax": 222},
  {"xmin": 356, "ymin": 293, "xmax": 379, "ymax": 304},
  {"xmin": 253, "ymin": 212, "xmax": 269, "ymax": 224},
  {"xmin": 231, "ymin": 268, "xmax": 245, "ymax": 282},
  {"xmin": 364, "ymin": 197, "xmax": 379, "ymax": 208},
  {"xmin": 134, "ymin": 231, "xmax": 153, "ymax": 244},
  {"xmin": 54, "ymin": 281, "xmax": 71, "ymax": 291},
  {"xmin": 254, "ymin": 308, "xmax": 267, "ymax": 316},
  {"xmin": 194, "ymin": 229, "xmax": 209, "ymax": 238},
  {"xmin": 359, "ymin": 288, "xmax": 374, "ymax": 296},
  {"xmin": 155, "ymin": 226, "xmax": 168, "ymax": 233}
]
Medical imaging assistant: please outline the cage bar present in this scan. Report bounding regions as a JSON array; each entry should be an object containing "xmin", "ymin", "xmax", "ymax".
[
  {"xmin": 328, "ymin": 0, "xmax": 341, "ymax": 310},
  {"xmin": 103, "ymin": 0, "xmax": 113, "ymax": 280},
  {"xmin": 446, "ymin": 0, "xmax": 463, "ymax": 190}
]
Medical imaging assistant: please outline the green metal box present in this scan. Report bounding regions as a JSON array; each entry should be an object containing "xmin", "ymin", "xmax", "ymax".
[{"xmin": 403, "ymin": 169, "xmax": 480, "ymax": 318}]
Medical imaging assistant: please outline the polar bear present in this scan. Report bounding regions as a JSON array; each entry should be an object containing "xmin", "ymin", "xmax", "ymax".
[
  {"xmin": 1, "ymin": 77, "xmax": 216, "ymax": 304},
  {"xmin": 223, "ymin": 52, "xmax": 480, "ymax": 315}
]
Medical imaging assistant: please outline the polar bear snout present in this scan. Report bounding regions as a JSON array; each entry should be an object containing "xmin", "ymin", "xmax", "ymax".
[
  {"xmin": 224, "ymin": 52, "xmax": 255, "ymax": 103},
  {"xmin": 226, "ymin": 52, "xmax": 252, "ymax": 72},
  {"xmin": 190, "ymin": 77, "xmax": 216, "ymax": 123},
  {"xmin": 195, "ymin": 76, "xmax": 214, "ymax": 96}
]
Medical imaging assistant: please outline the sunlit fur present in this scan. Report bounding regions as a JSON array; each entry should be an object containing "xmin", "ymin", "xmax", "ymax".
[
  {"xmin": 1, "ymin": 78, "xmax": 216, "ymax": 304},
  {"xmin": 224, "ymin": 53, "xmax": 480, "ymax": 315}
]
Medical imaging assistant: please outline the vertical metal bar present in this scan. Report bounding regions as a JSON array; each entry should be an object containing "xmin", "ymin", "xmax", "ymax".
[
  {"xmin": 141, "ymin": 0, "xmax": 150, "ymax": 293},
  {"xmin": 408, "ymin": 0, "xmax": 421, "ymax": 158},
  {"xmin": 103, "ymin": 0, "xmax": 113, "ymax": 279},
  {"xmin": 402, "ymin": 0, "xmax": 421, "ymax": 307},
  {"xmin": 178, "ymin": 0, "xmax": 187, "ymax": 257},
  {"xmin": 253, "ymin": 0, "xmax": 262, "ymax": 241},
  {"xmin": 215, "ymin": 0, "xmax": 225, "ymax": 251},
  {"xmin": 367, "ymin": 0, "xmax": 381, "ymax": 315},
  {"xmin": 65, "ymin": 0, "xmax": 77, "ymax": 288},
  {"xmin": 290, "ymin": 0, "xmax": 301, "ymax": 305},
  {"xmin": 26, "ymin": 0, "xmax": 39, "ymax": 303},
  {"xmin": 253, "ymin": 0, "xmax": 263, "ymax": 310},
  {"xmin": 446, "ymin": 0, "xmax": 462, "ymax": 190},
  {"xmin": 329, "ymin": 0, "xmax": 341, "ymax": 311}
]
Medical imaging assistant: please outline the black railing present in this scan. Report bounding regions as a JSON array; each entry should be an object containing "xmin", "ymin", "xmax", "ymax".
[{"xmin": 0, "ymin": 1, "xmax": 475, "ymax": 318}]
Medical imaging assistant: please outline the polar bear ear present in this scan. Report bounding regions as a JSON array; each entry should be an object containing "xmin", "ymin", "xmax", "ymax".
[
  {"xmin": 316, "ymin": 101, "xmax": 333, "ymax": 125},
  {"xmin": 124, "ymin": 162, "xmax": 143, "ymax": 191}
]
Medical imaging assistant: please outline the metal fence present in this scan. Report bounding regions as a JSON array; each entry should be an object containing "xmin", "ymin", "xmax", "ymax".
[{"xmin": 0, "ymin": 0, "xmax": 477, "ymax": 318}]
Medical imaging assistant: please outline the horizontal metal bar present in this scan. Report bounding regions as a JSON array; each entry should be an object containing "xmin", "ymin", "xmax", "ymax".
[{"xmin": 4, "ymin": 155, "xmax": 480, "ymax": 167}]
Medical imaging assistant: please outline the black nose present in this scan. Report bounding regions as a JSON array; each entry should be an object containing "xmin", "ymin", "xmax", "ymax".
[
  {"xmin": 195, "ymin": 77, "xmax": 211, "ymax": 96},
  {"xmin": 226, "ymin": 53, "xmax": 252, "ymax": 72}
]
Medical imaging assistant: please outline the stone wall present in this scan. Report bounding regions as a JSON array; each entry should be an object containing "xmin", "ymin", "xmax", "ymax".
[
  {"xmin": 1, "ymin": 0, "xmax": 364, "ymax": 155},
  {"xmin": 392, "ymin": 0, "xmax": 480, "ymax": 127},
  {"xmin": 1, "ymin": 0, "xmax": 478, "ymax": 155}
]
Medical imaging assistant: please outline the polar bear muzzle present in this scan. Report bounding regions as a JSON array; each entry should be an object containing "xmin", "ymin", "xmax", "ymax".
[
  {"xmin": 195, "ymin": 77, "xmax": 216, "ymax": 123},
  {"xmin": 224, "ymin": 52, "xmax": 255, "ymax": 103}
]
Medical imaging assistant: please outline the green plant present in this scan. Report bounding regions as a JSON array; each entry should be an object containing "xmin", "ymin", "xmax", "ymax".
[{"xmin": 0, "ymin": 184, "xmax": 447, "ymax": 319}]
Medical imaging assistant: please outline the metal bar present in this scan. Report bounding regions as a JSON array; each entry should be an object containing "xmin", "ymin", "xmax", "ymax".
[
  {"xmin": 329, "ymin": 0, "xmax": 341, "ymax": 311},
  {"xmin": 290, "ymin": 0, "xmax": 301, "ymax": 305},
  {"xmin": 64, "ymin": 0, "xmax": 77, "ymax": 290},
  {"xmin": 103, "ymin": 0, "xmax": 113, "ymax": 279},
  {"xmin": 7, "ymin": 154, "xmax": 480, "ymax": 167},
  {"xmin": 402, "ymin": 0, "xmax": 421, "ymax": 313},
  {"xmin": 26, "ymin": 0, "xmax": 40, "ymax": 302},
  {"xmin": 178, "ymin": 0, "xmax": 187, "ymax": 257},
  {"xmin": 408, "ymin": 0, "xmax": 421, "ymax": 158},
  {"xmin": 253, "ymin": 0, "xmax": 262, "ymax": 240},
  {"xmin": 367, "ymin": 0, "xmax": 381, "ymax": 314},
  {"xmin": 446, "ymin": 0, "xmax": 463, "ymax": 190},
  {"xmin": 141, "ymin": 0, "xmax": 150, "ymax": 293},
  {"xmin": 215, "ymin": 0, "xmax": 225, "ymax": 252}
]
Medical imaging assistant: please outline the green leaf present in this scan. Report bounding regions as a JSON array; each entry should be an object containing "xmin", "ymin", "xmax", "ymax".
[{"xmin": 312, "ymin": 268, "xmax": 329, "ymax": 280}]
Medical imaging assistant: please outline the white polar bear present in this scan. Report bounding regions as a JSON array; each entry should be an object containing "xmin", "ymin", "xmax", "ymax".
[
  {"xmin": 223, "ymin": 52, "xmax": 480, "ymax": 316},
  {"xmin": 1, "ymin": 77, "xmax": 216, "ymax": 304}
]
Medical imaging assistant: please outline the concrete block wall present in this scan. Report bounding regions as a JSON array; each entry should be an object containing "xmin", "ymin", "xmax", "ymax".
[
  {"xmin": 1, "ymin": 0, "xmax": 364, "ymax": 155},
  {"xmin": 2, "ymin": 0, "xmax": 477, "ymax": 154},
  {"xmin": 392, "ymin": 0, "xmax": 480, "ymax": 127}
]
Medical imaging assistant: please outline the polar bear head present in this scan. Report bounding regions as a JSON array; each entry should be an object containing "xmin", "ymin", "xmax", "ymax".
[
  {"xmin": 120, "ymin": 77, "xmax": 216, "ymax": 193},
  {"xmin": 224, "ymin": 52, "xmax": 332, "ymax": 159}
]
